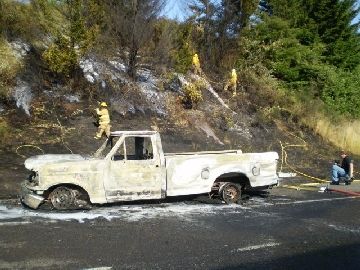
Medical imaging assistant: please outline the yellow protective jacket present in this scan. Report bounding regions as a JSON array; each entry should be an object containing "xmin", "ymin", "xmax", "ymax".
[
  {"xmin": 230, "ymin": 71, "xmax": 237, "ymax": 84},
  {"xmin": 192, "ymin": 54, "xmax": 200, "ymax": 68},
  {"xmin": 96, "ymin": 108, "xmax": 110, "ymax": 125},
  {"xmin": 230, "ymin": 70, "xmax": 237, "ymax": 85}
]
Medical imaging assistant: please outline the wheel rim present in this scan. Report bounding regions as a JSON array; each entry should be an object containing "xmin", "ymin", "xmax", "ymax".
[
  {"xmin": 50, "ymin": 187, "xmax": 75, "ymax": 210},
  {"xmin": 222, "ymin": 184, "xmax": 241, "ymax": 204}
]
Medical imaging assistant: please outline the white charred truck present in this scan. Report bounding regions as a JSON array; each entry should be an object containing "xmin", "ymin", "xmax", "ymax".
[{"xmin": 21, "ymin": 131, "xmax": 279, "ymax": 210}]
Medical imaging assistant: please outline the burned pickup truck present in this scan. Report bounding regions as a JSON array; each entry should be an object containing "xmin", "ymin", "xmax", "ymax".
[{"xmin": 21, "ymin": 131, "xmax": 279, "ymax": 210}]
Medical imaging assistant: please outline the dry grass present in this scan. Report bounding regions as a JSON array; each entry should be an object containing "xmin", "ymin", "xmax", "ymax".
[
  {"xmin": 0, "ymin": 118, "xmax": 10, "ymax": 142},
  {"xmin": 0, "ymin": 39, "xmax": 23, "ymax": 97},
  {"xmin": 314, "ymin": 116, "xmax": 360, "ymax": 155},
  {"xmin": 165, "ymin": 95, "xmax": 190, "ymax": 128}
]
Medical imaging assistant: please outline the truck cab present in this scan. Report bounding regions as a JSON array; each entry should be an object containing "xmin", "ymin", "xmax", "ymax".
[{"xmin": 98, "ymin": 131, "xmax": 166, "ymax": 202}]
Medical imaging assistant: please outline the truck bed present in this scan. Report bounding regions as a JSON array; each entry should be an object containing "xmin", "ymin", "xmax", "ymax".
[{"xmin": 164, "ymin": 151, "xmax": 279, "ymax": 196}]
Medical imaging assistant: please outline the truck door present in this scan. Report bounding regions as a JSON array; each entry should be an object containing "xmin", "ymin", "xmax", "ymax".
[{"xmin": 104, "ymin": 135, "xmax": 166, "ymax": 202}]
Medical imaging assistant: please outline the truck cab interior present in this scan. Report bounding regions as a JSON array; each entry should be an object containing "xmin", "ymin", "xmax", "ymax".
[{"xmin": 112, "ymin": 136, "xmax": 154, "ymax": 161}]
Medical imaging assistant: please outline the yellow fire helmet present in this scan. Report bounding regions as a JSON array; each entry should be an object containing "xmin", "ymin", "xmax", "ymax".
[{"xmin": 100, "ymin": 102, "xmax": 107, "ymax": 107}]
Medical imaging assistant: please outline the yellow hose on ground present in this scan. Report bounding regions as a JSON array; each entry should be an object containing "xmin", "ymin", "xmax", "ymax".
[
  {"xmin": 279, "ymin": 134, "xmax": 360, "ymax": 189},
  {"xmin": 16, "ymin": 145, "xmax": 44, "ymax": 158},
  {"xmin": 279, "ymin": 140, "xmax": 329, "ymax": 183}
]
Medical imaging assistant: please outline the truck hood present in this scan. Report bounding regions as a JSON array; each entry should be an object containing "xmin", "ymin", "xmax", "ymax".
[{"xmin": 24, "ymin": 154, "xmax": 85, "ymax": 171}]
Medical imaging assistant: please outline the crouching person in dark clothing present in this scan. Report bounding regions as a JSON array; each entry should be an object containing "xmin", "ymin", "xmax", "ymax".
[{"xmin": 331, "ymin": 150, "xmax": 354, "ymax": 185}]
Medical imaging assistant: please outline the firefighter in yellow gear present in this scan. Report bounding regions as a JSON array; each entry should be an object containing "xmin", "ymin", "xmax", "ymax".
[
  {"xmin": 224, "ymin": 68, "xmax": 237, "ymax": 97},
  {"xmin": 94, "ymin": 102, "xmax": 111, "ymax": 139},
  {"xmin": 192, "ymin": 53, "xmax": 202, "ymax": 75}
]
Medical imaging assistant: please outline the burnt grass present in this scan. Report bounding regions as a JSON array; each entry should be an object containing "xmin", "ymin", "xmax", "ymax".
[{"xmin": 0, "ymin": 77, "xmax": 357, "ymax": 200}]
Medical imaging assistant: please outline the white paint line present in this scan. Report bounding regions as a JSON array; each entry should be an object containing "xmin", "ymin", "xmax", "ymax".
[
  {"xmin": 82, "ymin": 267, "xmax": 112, "ymax": 270},
  {"xmin": 0, "ymin": 221, "xmax": 31, "ymax": 226},
  {"xmin": 233, "ymin": 242, "xmax": 280, "ymax": 252},
  {"xmin": 273, "ymin": 196, "xmax": 359, "ymax": 205},
  {"xmin": 0, "ymin": 241, "xmax": 26, "ymax": 248},
  {"xmin": 328, "ymin": 224, "xmax": 360, "ymax": 234}
]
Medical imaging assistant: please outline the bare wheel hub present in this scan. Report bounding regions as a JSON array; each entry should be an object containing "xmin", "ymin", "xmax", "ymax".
[
  {"xmin": 50, "ymin": 186, "xmax": 75, "ymax": 210},
  {"xmin": 221, "ymin": 183, "xmax": 241, "ymax": 204}
]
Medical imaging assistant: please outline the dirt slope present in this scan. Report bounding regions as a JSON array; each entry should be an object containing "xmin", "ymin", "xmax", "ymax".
[{"xmin": 0, "ymin": 50, "xmax": 356, "ymax": 199}]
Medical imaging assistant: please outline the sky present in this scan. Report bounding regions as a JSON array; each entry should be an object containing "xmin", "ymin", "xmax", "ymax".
[
  {"xmin": 163, "ymin": 0, "xmax": 189, "ymax": 21},
  {"xmin": 163, "ymin": 0, "xmax": 360, "ymax": 25}
]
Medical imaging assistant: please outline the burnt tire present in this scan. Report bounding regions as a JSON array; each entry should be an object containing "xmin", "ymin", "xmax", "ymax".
[
  {"xmin": 221, "ymin": 183, "xmax": 242, "ymax": 204},
  {"xmin": 49, "ymin": 186, "xmax": 76, "ymax": 210}
]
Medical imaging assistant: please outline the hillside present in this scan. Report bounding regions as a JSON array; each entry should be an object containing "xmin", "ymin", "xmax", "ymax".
[
  {"xmin": 0, "ymin": 42, "xmax": 345, "ymax": 199},
  {"xmin": 1, "ymin": 0, "xmax": 360, "ymax": 200}
]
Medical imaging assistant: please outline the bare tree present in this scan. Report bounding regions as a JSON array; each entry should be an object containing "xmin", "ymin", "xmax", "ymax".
[
  {"xmin": 189, "ymin": 0, "xmax": 217, "ymax": 62},
  {"xmin": 106, "ymin": 0, "xmax": 166, "ymax": 79},
  {"xmin": 189, "ymin": 0, "xmax": 258, "ymax": 67}
]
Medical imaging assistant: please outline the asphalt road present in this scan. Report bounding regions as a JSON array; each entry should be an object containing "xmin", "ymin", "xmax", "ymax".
[{"xmin": 0, "ymin": 187, "xmax": 359, "ymax": 270}]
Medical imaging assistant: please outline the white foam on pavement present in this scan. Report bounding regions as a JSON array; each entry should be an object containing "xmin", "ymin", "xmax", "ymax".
[
  {"xmin": 1, "ymin": 195, "xmax": 357, "ymax": 224},
  {"xmin": 0, "ymin": 203, "xmax": 250, "ymax": 224}
]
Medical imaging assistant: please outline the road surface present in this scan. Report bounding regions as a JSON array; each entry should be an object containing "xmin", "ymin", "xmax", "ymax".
[{"xmin": 0, "ymin": 187, "xmax": 359, "ymax": 270}]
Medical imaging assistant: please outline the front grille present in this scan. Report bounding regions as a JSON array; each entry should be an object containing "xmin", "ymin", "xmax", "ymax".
[{"xmin": 27, "ymin": 171, "xmax": 39, "ymax": 186}]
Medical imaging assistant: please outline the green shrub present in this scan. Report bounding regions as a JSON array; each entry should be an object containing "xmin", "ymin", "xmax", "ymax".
[
  {"xmin": 42, "ymin": 34, "xmax": 78, "ymax": 76},
  {"xmin": 171, "ymin": 23, "xmax": 194, "ymax": 73},
  {"xmin": 42, "ymin": 0, "xmax": 99, "ymax": 77},
  {"xmin": 171, "ymin": 45, "xmax": 193, "ymax": 73},
  {"xmin": 181, "ymin": 81, "xmax": 203, "ymax": 108},
  {"xmin": 320, "ymin": 65, "xmax": 360, "ymax": 118}
]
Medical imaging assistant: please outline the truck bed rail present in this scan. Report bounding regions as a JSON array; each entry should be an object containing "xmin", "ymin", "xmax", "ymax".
[{"xmin": 164, "ymin": 150, "xmax": 242, "ymax": 156}]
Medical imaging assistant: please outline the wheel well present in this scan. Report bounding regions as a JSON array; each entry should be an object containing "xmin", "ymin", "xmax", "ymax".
[
  {"xmin": 212, "ymin": 172, "xmax": 250, "ymax": 192},
  {"xmin": 44, "ymin": 184, "xmax": 90, "ymax": 201}
]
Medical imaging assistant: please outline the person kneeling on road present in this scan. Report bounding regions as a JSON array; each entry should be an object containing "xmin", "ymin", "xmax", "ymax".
[{"xmin": 331, "ymin": 150, "xmax": 353, "ymax": 185}]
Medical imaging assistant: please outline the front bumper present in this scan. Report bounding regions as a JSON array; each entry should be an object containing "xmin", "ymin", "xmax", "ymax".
[{"xmin": 20, "ymin": 183, "xmax": 44, "ymax": 209}]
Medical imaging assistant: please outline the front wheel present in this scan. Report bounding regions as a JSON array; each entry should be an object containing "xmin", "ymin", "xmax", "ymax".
[
  {"xmin": 221, "ymin": 183, "xmax": 242, "ymax": 204},
  {"xmin": 49, "ymin": 186, "xmax": 76, "ymax": 210}
]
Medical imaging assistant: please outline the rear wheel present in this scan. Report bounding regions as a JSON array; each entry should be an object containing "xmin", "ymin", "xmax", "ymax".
[
  {"xmin": 221, "ymin": 183, "xmax": 241, "ymax": 204},
  {"xmin": 50, "ymin": 186, "xmax": 75, "ymax": 210}
]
